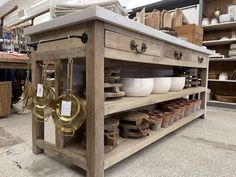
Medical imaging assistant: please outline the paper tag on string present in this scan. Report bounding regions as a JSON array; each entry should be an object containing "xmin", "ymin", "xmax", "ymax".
[
  {"xmin": 36, "ymin": 84, "xmax": 44, "ymax": 97},
  {"xmin": 61, "ymin": 101, "xmax": 72, "ymax": 116}
]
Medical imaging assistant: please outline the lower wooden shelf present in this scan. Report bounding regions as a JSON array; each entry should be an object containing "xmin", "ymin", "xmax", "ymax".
[
  {"xmin": 209, "ymin": 58, "xmax": 236, "ymax": 62},
  {"xmin": 208, "ymin": 100, "xmax": 236, "ymax": 109},
  {"xmin": 104, "ymin": 109, "xmax": 204, "ymax": 169},
  {"xmin": 36, "ymin": 109, "xmax": 204, "ymax": 170},
  {"xmin": 208, "ymin": 79, "xmax": 236, "ymax": 83},
  {"xmin": 36, "ymin": 139, "xmax": 87, "ymax": 170},
  {"xmin": 203, "ymin": 38, "xmax": 236, "ymax": 46}
]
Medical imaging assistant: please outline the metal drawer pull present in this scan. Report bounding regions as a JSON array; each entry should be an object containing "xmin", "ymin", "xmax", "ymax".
[
  {"xmin": 198, "ymin": 56, "xmax": 204, "ymax": 63},
  {"xmin": 174, "ymin": 50, "xmax": 183, "ymax": 60},
  {"xmin": 130, "ymin": 40, "xmax": 147, "ymax": 54}
]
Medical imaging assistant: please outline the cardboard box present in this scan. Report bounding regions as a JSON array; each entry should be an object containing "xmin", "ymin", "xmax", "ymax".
[{"xmin": 175, "ymin": 24, "xmax": 203, "ymax": 46}]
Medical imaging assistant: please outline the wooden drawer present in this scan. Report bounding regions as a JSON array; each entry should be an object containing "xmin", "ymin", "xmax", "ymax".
[
  {"xmin": 162, "ymin": 44, "xmax": 191, "ymax": 61},
  {"xmin": 105, "ymin": 30, "xmax": 161, "ymax": 57},
  {"xmin": 191, "ymin": 52, "xmax": 208, "ymax": 65}
]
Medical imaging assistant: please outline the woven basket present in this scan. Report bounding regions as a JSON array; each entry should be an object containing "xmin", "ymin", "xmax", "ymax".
[
  {"xmin": 208, "ymin": 73, "xmax": 218, "ymax": 79},
  {"xmin": 0, "ymin": 81, "xmax": 12, "ymax": 117},
  {"xmin": 215, "ymin": 94, "xmax": 236, "ymax": 103}
]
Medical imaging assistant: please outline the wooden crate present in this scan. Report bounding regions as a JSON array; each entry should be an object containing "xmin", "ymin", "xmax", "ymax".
[
  {"xmin": 0, "ymin": 81, "xmax": 12, "ymax": 117},
  {"xmin": 175, "ymin": 24, "xmax": 203, "ymax": 46}
]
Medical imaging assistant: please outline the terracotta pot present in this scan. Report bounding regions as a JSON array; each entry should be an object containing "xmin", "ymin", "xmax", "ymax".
[
  {"xmin": 191, "ymin": 100, "xmax": 198, "ymax": 112},
  {"xmin": 139, "ymin": 110, "xmax": 156, "ymax": 116},
  {"xmin": 159, "ymin": 113, "xmax": 170, "ymax": 128},
  {"xmin": 153, "ymin": 110, "xmax": 162, "ymax": 115},
  {"xmin": 168, "ymin": 111, "xmax": 175, "ymax": 125},
  {"xmin": 196, "ymin": 99, "xmax": 202, "ymax": 110},
  {"xmin": 178, "ymin": 103, "xmax": 186, "ymax": 119},
  {"xmin": 189, "ymin": 101, "xmax": 195, "ymax": 112},
  {"xmin": 171, "ymin": 102, "xmax": 186, "ymax": 118},
  {"xmin": 167, "ymin": 106, "xmax": 181, "ymax": 122},
  {"xmin": 177, "ymin": 98, "xmax": 188, "ymax": 103},
  {"xmin": 149, "ymin": 115, "xmax": 163, "ymax": 131},
  {"xmin": 185, "ymin": 103, "xmax": 193, "ymax": 116},
  {"xmin": 157, "ymin": 103, "xmax": 170, "ymax": 111}
]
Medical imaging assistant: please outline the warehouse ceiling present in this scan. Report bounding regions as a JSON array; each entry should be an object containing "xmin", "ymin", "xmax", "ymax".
[{"xmin": 0, "ymin": 0, "xmax": 163, "ymax": 10}]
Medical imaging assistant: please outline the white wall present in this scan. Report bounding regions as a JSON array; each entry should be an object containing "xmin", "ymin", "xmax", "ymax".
[{"xmin": 181, "ymin": 5, "xmax": 199, "ymax": 25}]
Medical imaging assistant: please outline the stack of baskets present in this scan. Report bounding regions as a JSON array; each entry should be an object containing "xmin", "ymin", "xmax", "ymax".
[{"xmin": 0, "ymin": 82, "xmax": 12, "ymax": 117}]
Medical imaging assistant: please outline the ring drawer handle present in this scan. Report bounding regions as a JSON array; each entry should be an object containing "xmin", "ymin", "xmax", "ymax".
[
  {"xmin": 179, "ymin": 52, "xmax": 183, "ymax": 59},
  {"xmin": 130, "ymin": 40, "xmax": 147, "ymax": 54},
  {"xmin": 174, "ymin": 50, "xmax": 183, "ymax": 60},
  {"xmin": 198, "ymin": 56, "xmax": 204, "ymax": 63},
  {"xmin": 174, "ymin": 50, "xmax": 178, "ymax": 59}
]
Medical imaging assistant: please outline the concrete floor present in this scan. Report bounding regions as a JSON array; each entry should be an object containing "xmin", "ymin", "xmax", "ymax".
[{"xmin": 0, "ymin": 107, "xmax": 236, "ymax": 177}]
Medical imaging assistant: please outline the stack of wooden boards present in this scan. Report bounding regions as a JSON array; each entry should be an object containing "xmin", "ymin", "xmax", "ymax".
[
  {"xmin": 179, "ymin": 69, "xmax": 201, "ymax": 88},
  {"xmin": 133, "ymin": 8, "xmax": 203, "ymax": 46},
  {"xmin": 135, "ymin": 8, "xmax": 187, "ymax": 30},
  {"xmin": 104, "ymin": 119, "xmax": 120, "ymax": 152},
  {"xmin": 104, "ymin": 68, "xmax": 125, "ymax": 99},
  {"xmin": 83, "ymin": 119, "xmax": 120, "ymax": 153},
  {"xmin": 52, "ymin": 0, "xmax": 127, "ymax": 18},
  {"xmin": 119, "ymin": 112, "xmax": 149, "ymax": 138}
]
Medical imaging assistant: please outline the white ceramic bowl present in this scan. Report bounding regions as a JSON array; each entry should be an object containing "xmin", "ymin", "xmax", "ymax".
[
  {"xmin": 211, "ymin": 18, "xmax": 218, "ymax": 25},
  {"xmin": 219, "ymin": 14, "xmax": 233, "ymax": 23},
  {"xmin": 121, "ymin": 78, "xmax": 153, "ymax": 97},
  {"xmin": 170, "ymin": 77, "xmax": 185, "ymax": 92},
  {"xmin": 219, "ymin": 72, "xmax": 228, "ymax": 80},
  {"xmin": 202, "ymin": 18, "xmax": 210, "ymax": 26},
  {"xmin": 152, "ymin": 77, "xmax": 172, "ymax": 94}
]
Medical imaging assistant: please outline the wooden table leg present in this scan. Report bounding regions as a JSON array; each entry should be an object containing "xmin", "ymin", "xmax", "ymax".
[
  {"xmin": 200, "ymin": 62, "xmax": 209, "ymax": 119},
  {"xmin": 54, "ymin": 60, "xmax": 65, "ymax": 149},
  {"xmin": 31, "ymin": 50, "xmax": 44, "ymax": 153},
  {"xmin": 86, "ymin": 21, "xmax": 105, "ymax": 177}
]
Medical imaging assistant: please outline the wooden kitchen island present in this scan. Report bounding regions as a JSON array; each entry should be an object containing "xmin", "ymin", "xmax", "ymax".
[{"xmin": 25, "ymin": 6, "xmax": 212, "ymax": 177}]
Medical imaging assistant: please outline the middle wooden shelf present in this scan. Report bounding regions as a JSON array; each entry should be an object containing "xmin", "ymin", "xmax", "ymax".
[
  {"xmin": 208, "ymin": 79, "xmax": 236, "ymax": 83},
  {"xmin": 203, "ymin": 38, "xmax": 236, "ymax": 46},
  {"xmin": 104, "ymin": 87, "xmax": 206, "ymax": 115}
]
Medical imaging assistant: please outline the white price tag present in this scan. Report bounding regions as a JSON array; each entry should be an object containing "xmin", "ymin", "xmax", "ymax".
[
  {"xmin": 36, "ymin": 84, "xmax": 44, "ymax": 97},
  {"xmin": 61, "ymin": 101, "xmax": 72, "ymax": 117}
]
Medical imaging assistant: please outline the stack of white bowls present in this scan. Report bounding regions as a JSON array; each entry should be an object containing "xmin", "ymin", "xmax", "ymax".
[
  {"xmin": 121, "ymin": 77, "xmax": 185, "ymax": 97},
  {"xmin": 152, "ymin": 77, "xmax": 172, "ymax": 94},
  {"xmin": 121, "ymin": 78, "xmax": 154, "ymax": 97}
]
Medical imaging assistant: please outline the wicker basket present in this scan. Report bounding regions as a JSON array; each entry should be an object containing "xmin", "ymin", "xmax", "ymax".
[
  {"xmin": 208, "ymin": 73, "xmax": 218, "ymax": 79},
  {"xmin": 215, "ymin": 94, "xmax": 236, "ymax": 103},
  {"xmin": 0, "ymin": 82, "xmax": 12, "ymax": 117}
]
